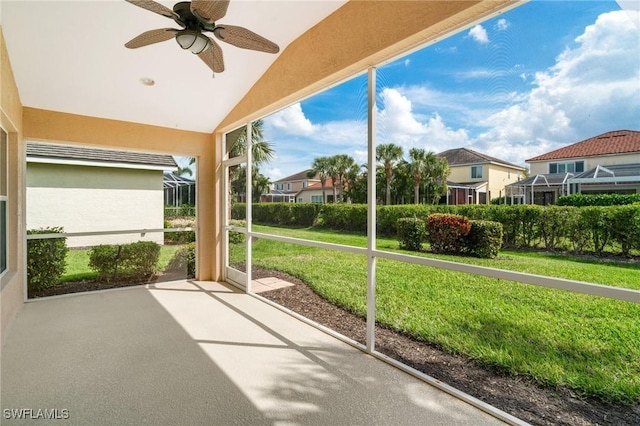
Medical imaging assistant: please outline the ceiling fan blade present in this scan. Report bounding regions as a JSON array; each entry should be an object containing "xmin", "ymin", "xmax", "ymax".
[
  {"xmin": 213, "ymin": 25, "xmax": 279, "ymax": 54},
  {"xmin": 125, "ymin": 28, "xmax": 178, "ymax": 49},
  {"xmin": 197, "ymin": 37, "xmax": 225, "ymax": 73},
  {"xmin": 125, "ymin": 0, "xmax": 179, "ymax": 19},
  {"xmin": 191, "ymin": 0, "xmax": 230, "ymax": 23}
]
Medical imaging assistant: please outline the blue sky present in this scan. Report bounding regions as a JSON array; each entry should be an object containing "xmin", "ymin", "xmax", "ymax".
[{"xmin": 258, "ymin": 0, "xmax": 639, "ymax": 181}]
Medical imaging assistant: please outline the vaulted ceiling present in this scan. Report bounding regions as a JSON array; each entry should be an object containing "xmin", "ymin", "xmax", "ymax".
[{"xmin": 1, "ymin": 1, "xmax": 347, "ymax": 133}]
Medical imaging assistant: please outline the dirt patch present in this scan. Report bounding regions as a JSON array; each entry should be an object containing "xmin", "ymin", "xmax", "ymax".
[{"xmin": 254, "ymin": 266, "xmax": 640, "ymax": 426}]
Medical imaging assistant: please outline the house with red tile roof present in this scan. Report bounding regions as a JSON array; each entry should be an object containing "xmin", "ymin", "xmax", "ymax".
[
  {"xmin": 294, "ymin": 178, "xmax": 338, "ymax": 203},
  {"xmin": 506, "ymin": 130, "xmax": 640, "ymax": 204}
]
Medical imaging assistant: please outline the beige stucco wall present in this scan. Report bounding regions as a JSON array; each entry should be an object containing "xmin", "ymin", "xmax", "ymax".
[
  {"xmin": 1, "ymin": 27, "xmax": 25, "ymax": 346},
  {"xmin": 529, "ymin": 152, "xmax": 640, "ymax": 175},
  {"xmin": 27, "ymin": 163, "xmax": 165, "ymax": 247},
  {"xmin": 487, "ymin": 164, "xmax": 525, "ymax": 200}
]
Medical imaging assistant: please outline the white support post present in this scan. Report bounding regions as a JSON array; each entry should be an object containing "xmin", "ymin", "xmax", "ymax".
[
  {"xmin": 366, "ymin": 67, "xmax": 377, "ymax": 353},
  {"xmin": 246, "ymin": 122, "xmax": 253, "ymax": 294}
]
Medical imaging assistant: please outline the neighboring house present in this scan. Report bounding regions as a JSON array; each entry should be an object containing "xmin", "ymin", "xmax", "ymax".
[
  {"xmin": 507, "ymin": 130, "xmax": 640, "ymax": 204},
  {"xmin": 267, "ymin": 169, "xmax": 319, "ymax": 202},
  {"xmin": 164, "ymin": 172, "xmax": 196, "ymax": 206},
  {"xmin": 437, "ymin": 148, "xmax": 526, "ymax": 204},
  {"xmin": 294, "ymin": 178, "xmax": 337, "ymax": 203},
  {"xmin": 26, "ymin": 142, "xmax": 177, "ymax": 248}
]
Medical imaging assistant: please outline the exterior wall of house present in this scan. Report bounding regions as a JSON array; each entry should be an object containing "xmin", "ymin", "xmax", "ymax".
[
  {"xmin": 529, "ymin": 152, "xmax": 640, "ymax": 175},
  {"xmin": 27, "ymin": 163, "xmax": 165, "ymax": 247},
  {"xmin": 296, "ymin": 188, "xmax": 328, "ymax": 203},
  {"xmin": 447, "ymin": 163, "xmax": 523, "ymax": 203},
  {"xmin": 487, "ymin": 164, "xmax": 524, "ymax": 201},
  {"xmin": 274, "ymin": 178, "xmax": 316, "ymax": 193},
  {"xmin": 1, "ymin": 27, "xmax": 26, "ymax": 346}
]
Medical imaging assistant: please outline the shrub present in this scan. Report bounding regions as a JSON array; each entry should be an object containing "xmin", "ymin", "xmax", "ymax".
[
  {"xmin": 396, "ymin": 218, "xmax": 426, "ymax": 251},
  {"xmin": 165, "ymin": 242, "xmax": 196, "ymax": 278},
  {"xmin": 238, "ymin": 203, "xmax": 320, "ymax": 227},
  {"xmin": 557, "ymin": 193, "xmax": 640, "ymax": 207},
  {"xmin": 463, "ymin": 220, "xmax": 503, "ymax": 258},
  {"xmin": 319, "ymin": 204, "xmax": 368, "ymax": 232},
  {"xmin": 608, "ymin": 205, "xmax": 640, "ymax": 257},
  {"xmin": 579, "ymin": 207, "xmax": 612, "ymax": 255},
  {"xmin": 164, "ymin": 220, "xmax": 196, "ymax": 244},
  {"xmin": 27, "ymin": 227, "xmax": 69, "ymax": 292},
  {"xmin": 89, "ymin": 241, "xmax": 160, "ymax": 281},
  {"xmin": 427, "ymin": 214, "xmax": 471, "ymax": 254},
  {"xmin": 538, "ymin": 206, "xmax": 575, "ymax": 251},
  {"xmin": 229, "ymin": 220, "xmax": 246, "ymax": 244}
]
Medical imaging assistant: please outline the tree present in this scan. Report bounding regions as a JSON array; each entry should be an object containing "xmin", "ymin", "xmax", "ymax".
[
  {"xmin": 408, "ymin": 148, "xmax": 430, "ymax": 204},
  {"xmin": 424, "ymin": 157, "xmax": 449, "ymax": 204},
  {"xmin": 376, "ymin": 143, "xmax": 404, "ymax": 205},
  {"xmin": 180, "ymin": 119, "xmax": 274, "ymax": 177},
  {"xmin": 331, "ymin": 154, "xmax": 356, "ymax": 202},
  {"xmin": 308, "ymin": 157, "xmax": 332, "ymax": 203}
]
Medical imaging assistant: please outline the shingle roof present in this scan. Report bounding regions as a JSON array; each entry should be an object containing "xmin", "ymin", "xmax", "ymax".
[
  {"xmin": 437, "ymin": 147, "xmax": 524, "ymax": 169},
  {"xmin": 27, "ymin": 142, "xmax": 177, "ymax": 168},
  {"xmin": 274, "ymin": 169, "xmax": 316, "ymax": 183},
  {"xmin": 527, "ymin": 130, "xmax": 640, "ymax": 162}
]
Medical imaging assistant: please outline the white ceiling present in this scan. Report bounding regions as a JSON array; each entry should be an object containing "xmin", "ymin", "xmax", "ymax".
[{"xmin": 1, "ymin": 0, "xmax": 346, "ymax": 133}]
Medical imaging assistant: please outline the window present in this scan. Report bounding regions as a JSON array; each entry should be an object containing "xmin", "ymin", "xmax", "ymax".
[
  {"xmin": 508, "ymin": 171, "xmax": 511, "ymax": 179},
  {"xmin": 471, "ymin": 165, "xmax": 483, "ymax": 179},
  {"xmin": 549, "ymin": 161, "xmax": 584, "ymax": 174},
  {"xmin": 1, "ymin": 128, "xmax": 7, "ymax": 275},
  {"xmin": 287, "ymin": 183, "xmax": 291, "ymax": 191},
  {"xmin": 311, "ymin": 195, "xmax": 323, "ymax": 203},
  {"xmin": 276, "ymin": 183, "xmax": 283, "ymax": 190},
  {"xmin": 302, "ymin": 181, "xmax": 307, "ymax": 188}
]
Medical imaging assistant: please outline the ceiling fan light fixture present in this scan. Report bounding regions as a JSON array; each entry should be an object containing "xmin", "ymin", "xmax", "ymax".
[{"xmin": 176, "ymin": 30, "xmax": 210, "ymax": 54}]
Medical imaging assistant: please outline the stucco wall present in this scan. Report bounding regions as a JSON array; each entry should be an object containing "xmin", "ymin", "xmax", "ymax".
[
  {"xmin": 27, "ymin": 163, "xmax": 165, "ymax": 247},
  {"xmin": 1, "ymin": 27, "xmax": 25, "ymax": 346},
  {"xmin": 529, "ymin": 152, "xmax": 640, "ymax": 175},
  {"xmin": 487, "ymin": 164, "xmax": 524, "ymax": 200}
]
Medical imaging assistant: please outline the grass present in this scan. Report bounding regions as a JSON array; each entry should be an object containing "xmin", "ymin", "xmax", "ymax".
[
  {"xmin": 61, "ymin": 245, "xmax": 182, "ymax": 282},
  {"xmin": 234, "ymin": 225, "xmax": 640, "ymax": 404}
]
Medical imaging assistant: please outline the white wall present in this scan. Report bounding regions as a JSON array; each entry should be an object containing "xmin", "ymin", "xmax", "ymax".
[
  {"xmin": 528, "ymin": 152, "xmax": 640, "ymax": 175},
  {"xmin": 27, "ymin": 163, "xmax": 165, "ymax": 247}
]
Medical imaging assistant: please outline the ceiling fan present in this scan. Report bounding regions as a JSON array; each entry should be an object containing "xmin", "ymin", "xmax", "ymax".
[{"xmin": 124, "ymin": 0, "xmax": 280, "ymax": 75}]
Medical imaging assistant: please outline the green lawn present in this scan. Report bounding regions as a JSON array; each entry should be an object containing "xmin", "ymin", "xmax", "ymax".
[
  {"xmin": 233, "ymin": 225, "xmax": 640, "ymax": 404},
  {"xmin": 62, "ymin": 245, "xmax": 181, "ymax": 282}
]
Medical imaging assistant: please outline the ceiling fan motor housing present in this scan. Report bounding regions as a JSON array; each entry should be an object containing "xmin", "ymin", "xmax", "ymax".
[{"xmin": 173, "ymin": 2, "xmax": 216, "ymax": 31}]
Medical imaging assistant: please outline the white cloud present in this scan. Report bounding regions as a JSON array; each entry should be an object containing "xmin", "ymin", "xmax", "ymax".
[
  {"xmin": 265, "ymin": 103, "xmax": 315, "ymax": 136},
  {"xmin": 468, "ymin": 24, "xmax": 489, "ymax": 44},
  {"xmin": 474, "ymin": 9, "xmax": 640, "ymax": 163},
  {"xmin": 495, "ymin": 18, "xmax": 510, "ymax": 31},
  {"xmin": 377, "ymin": 88, "xmax": 470, "ymax": 154}
]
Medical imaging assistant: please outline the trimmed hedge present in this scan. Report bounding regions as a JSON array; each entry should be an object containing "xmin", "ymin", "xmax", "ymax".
[
  {"xmin": 464, "ymin": 220, "xmax": 503, "ymax": 258},
  {"xmin": 396, "ymin": 218, "xmax": 426, "ymax": 251},
  {"xmin": 165, "ymin": 242, "xmax": 196, "ymax": 278},
  {"xmin": 427, "ymin": 214, "xmax": 471, "ymax": 254},
  {"xmin": 557, "ymin": 193, "xmax": 640, "ymax": 207},
  {"xmin": 89, "ymin": 241, "xmax": 160, "ymax": 281},
  {"xmin": 27, "ymin": 227, "xmax": 69, "ymax": 292},
  {"xmin": 235, "ymin": 202, "xmax": 640, "ymax": 257}
]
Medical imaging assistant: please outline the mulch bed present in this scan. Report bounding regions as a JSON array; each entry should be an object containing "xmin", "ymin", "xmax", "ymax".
[{"xmin": 253, "ymin": 266, "xmax": 640, "ymax": 426}]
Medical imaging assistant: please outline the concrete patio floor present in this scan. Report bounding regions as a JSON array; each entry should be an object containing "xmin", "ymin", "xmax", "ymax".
[{"xmin": 1, "ymin": 281, "xmax": 509, "ymax": 425}]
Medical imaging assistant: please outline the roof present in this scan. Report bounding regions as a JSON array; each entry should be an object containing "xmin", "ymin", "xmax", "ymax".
[
  {"xmin": 164, "ymin": 172, "xmax": 195, "ymax": 188},
  {"xmin": 297, "ymin": 178, "xmax": 337, "ymax": 192},
  {"xmin": 26, "ymin": 142, "xmax": 177, "ymax": 169},
  {"xmin": 274, "ymin": 169, "xmax": 317, "ymax": 183},
  {"xmin": 571, "ymin": 163, "xmax": 640, "ymax": 181},
  {"xmin": 437, "ymin": 147, "xmax": 524, "ymax": 170},
  {"xmin": 506, "ymin": 173, "xmax": 574, "ymax": 187},
  {"xmin": 527, "ymin": 130, "xmax": 640, "ymax": 162}
]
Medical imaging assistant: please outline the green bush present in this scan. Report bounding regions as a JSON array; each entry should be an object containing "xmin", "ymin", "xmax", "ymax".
[
  {"xmin": 396, "ymin": 218, "xmax": 426, "ymax": 251},
  {"xmin": 27, "ymin": 227, "xmax": 69, "ymax": 292},
  {"xmin": 579, "ymin": 207, "xmax": 612, "ymax": 255},
  {"xmin": 538, "ymin": 206, "xmax": 575, "ymax": 251},
  {"xmin": 557, "ymin": 193, "xmax": 640, "ymax": 207},
  {"xmin": 165, "ymin": 242, "xmax": 196, "ymax": 278},
  {"xmin": 89, "ymin": 241, "xmax": 160, "ymax": 281},
  {"xmin": 427, "ymin": 214, "xmax": 471, "ymax": 254},
  {"xmin": 463, "ymin": 220, "xmax": 503, "ymax": 258},
  {"xmin": 229, "ymin": 220, "xmax": 246, "ymax": 244},
  {"xmin": 319, "ymin": 204, "xmax": 368, "ymax": 232},
  {"xmin": 608, "ymin": 205, "xmax": 640, "ymax": 257},
  {"xmin": 164, "ymin": 220, "xmax": 196, "ymax": 244},
  {"xmin": 236, "ymin": 203, "xmax": 320, "ymax": 227}
]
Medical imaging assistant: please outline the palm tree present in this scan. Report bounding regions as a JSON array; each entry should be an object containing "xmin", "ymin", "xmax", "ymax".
[
  {"xmin": 408, "ymin": 148, "xmax": 433, "ymax": 204},
  {"xmin": 376, "ymin": 143, "xmax": 403, "ymax": 205},
  {"xmin": 425, "ymin": 157, "xmax": 449, "ymax": 204},
  {"xmin": 308, "ymin": 157, "xmax": 332, "ymax": 203},
  {"xmin": 332, "ymin": 154, "xmax": 356, "ymax": 202}
]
